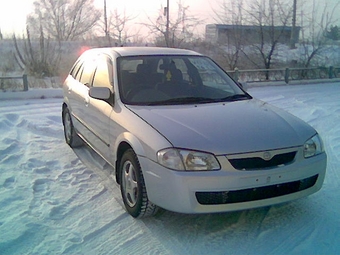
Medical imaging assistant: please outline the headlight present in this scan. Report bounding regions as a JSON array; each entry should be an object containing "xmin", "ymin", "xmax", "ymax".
[
  {"xmin": 304, "ymin": 134, "xmax": 324, "ymax": 158},
  {"xmin": 157, "ymin": 148, "xmax": 220, "ymax": 171}
]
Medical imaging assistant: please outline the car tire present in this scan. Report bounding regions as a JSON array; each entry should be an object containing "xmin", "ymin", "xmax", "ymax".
[
  {"xmin": 120, "ymin": 149, "xmax": 158, "ymax": 218},
  {"xmin": 62, "ymin": 107, "xmax": 83, "ymax": 147}
]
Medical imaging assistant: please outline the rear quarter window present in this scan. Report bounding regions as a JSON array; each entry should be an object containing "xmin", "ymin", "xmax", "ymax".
[{"xmin": 70, "ymin": 60, "xmax": 83, "ymax": 79}]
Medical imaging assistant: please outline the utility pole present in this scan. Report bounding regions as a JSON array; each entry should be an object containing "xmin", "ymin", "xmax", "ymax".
[
  {"xmin": 290, "ymin": 0, "xmax": 297, "ymax": 49},
  {"xmin": 104, "ymin": 0, "xmax": 110, "ymax": 46},
  {"xmin": 166, "ymin": 0, "xmax": 170, "ymax": 47}
]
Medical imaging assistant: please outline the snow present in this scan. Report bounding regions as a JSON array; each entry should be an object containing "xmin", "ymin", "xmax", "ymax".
[
  {"xmin": 0, "ymin": 82, "xmax": 339, "ymax": 255},
  {"xmin": 0, "ymin": 89, "xmax": 62, "ymax": 100}
]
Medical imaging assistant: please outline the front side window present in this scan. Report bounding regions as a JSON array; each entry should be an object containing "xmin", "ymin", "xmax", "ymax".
[
  {"xmin": 117, "ymin": 55, "xmax": 250, "ymax": 105},
  {"xmin": 79, "ymin": 54, "xmax": 98, "ymax": 87},
  {"xmin": 92, "ymin": 55, "xmax": 113, "ymax": 89}
]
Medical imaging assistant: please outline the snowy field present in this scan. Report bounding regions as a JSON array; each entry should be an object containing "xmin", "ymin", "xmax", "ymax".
[{"xmin": 0, "ymin": 82, "xmax": 339, "ymax": 255}]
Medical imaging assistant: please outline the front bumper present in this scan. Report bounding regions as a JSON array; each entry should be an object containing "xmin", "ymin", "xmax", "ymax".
[{"xmin": 139, "ymin": 151, "xmax": 327, "ymax": 214}]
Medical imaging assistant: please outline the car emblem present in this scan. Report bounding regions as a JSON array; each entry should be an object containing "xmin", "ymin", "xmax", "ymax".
[{"xmin": 263, "ymin": 152, "xmax": 272, "ymax": 161}]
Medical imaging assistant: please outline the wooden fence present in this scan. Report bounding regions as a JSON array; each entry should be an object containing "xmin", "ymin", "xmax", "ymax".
[
  {"xmin": 1, "ymin": 66, "xmax": 339, "ymax": 92},
  {"xmin": 0, "ymin": 74, "xmax": 28, "ymax": 91},
  {"xmin": 228, "ymin": 66, "xmax": 340, "ymax": 84}
]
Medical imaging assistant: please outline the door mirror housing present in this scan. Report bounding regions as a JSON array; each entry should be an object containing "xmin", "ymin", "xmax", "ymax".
[{"xmin": 89, "ymin": 87, "xmax": 113, "ymax": 104}]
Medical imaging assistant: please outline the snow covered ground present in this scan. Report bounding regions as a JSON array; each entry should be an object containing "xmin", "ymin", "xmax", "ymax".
[{"xmin": 0, "ymin": 82, "xmax": 339, "ymax": 255}]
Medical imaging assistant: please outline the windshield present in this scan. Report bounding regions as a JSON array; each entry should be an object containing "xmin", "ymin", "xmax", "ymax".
[{"xmin": 117, "ymin": 55, "xmax": 250, "ymax": 105}]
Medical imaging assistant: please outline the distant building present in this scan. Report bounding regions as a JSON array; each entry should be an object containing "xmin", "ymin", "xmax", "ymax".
[{"xmin": 205, "ymin": 24, "xmax": 301, "ymax": 45}]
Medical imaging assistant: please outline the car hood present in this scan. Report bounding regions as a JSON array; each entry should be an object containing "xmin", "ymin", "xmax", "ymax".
[{"xmin": 127, "ymin": 99, "xmax": 316, "ymax": 155}]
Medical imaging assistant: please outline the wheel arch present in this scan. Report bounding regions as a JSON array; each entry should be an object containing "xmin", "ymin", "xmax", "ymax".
[
  {"xmin": 114, "ymin": 132, "xmax": 146, "ymax": 184},
  {"xmin": 115, "ymin": 141, "xmax": 132, "ymax": 184}
]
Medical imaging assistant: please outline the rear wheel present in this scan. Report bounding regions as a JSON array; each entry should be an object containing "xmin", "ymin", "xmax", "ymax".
[
  {"xmin": 120, "ymin": 149, "xmax": 158, "ymax": 218},
  {"xmin": 62, "ymin": 107, "xmax": 83, "ymax": 147}
]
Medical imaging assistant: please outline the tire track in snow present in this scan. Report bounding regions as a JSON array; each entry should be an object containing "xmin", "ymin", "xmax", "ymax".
[
  {"xmin": 0, "ymin": 98, "xmax": 71, "ymax": 254},
  {"xmin": 0, "ymin": 97, "xmax": 169, "ymax": 254}
]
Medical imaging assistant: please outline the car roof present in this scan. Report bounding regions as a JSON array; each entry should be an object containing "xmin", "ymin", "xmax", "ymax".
[{"xmin": 85, "ymin": 47, "xmax": 202, "ymax": 57}]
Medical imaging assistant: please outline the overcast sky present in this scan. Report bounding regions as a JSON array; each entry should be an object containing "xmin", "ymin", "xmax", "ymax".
[
  {"xmin": 0, "ymin": 0, "xmax": 218, "ymax": 36},
  {"xmin": 0, "ymin": 0, "xmax": 338, "ymax": 37}
]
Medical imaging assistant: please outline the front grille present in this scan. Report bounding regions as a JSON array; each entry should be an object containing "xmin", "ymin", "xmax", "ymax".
[
  {"xmin": 196, "ymin": 174, "xmax": 318, "ymax": 205},
  {"xmin": 229, "ymin": 151, "xmax": 296, "ymax": 170}
]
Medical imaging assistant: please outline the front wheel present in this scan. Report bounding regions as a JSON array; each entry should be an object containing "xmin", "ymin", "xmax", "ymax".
[{"xmin": 120, "ymin": 149, "xmax": 158, "ymax": 218}]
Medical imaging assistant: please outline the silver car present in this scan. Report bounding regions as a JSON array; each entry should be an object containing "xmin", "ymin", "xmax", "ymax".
[{"xmin": 62, "ymin": 47, "xmax": 327, "ymax": 218}]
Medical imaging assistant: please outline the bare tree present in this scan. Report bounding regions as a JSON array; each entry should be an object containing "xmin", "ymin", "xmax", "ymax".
[
  {"xmin": 243, "ymin": 0, "xmax": 293, "ymax": 72},
  {"xmin": 143, "ymin": 1, "xmax": 202, "ymax": 48},
  {"xmin": 111, "ymin": 10, "xmax": 133, "ymax": 46},
  {"xmin": 212, "ymin": 0, "xmax": 245, "ymax": 70},
  {"xmin": 212, "ymin": 0, "xmax": 293, "ymax": 73},
  {"xmin": 13, "ymin": 26, "xmax": 61, "ymax": 77},
  {"xmin": 96, "ymin": 1, "xmax": 138, "ymax": 46},
  {"xmin": 299, "ymin": 0, "xmax": 340, "ymax": 67},
  {"xmin": 102, "ymin": 8, "xmax": 136, "ymax": 46},
  {"xmin": 27, "ymin": 0, "xmax": 101, "ymax": 42}
]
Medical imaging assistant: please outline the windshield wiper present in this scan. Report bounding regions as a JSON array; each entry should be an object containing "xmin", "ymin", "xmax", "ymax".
[
  {"xmin": 146, "ymin": 94, "xmax": 252, "ymax": 106},
  {"xmin": 147, "ymin": 97, "xmax": 217, "ymax": 105},
  {"xmin": 221, "ymin": 94, "xmax": 252, "ymax": 102}
]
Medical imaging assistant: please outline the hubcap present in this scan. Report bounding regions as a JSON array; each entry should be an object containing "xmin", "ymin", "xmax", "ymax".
[{"xmin": 122, "ymin": 161, "xmax": 138, "ymax": 207}]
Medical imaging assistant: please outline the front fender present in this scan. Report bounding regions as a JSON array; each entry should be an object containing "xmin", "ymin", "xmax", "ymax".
[
  {"xmin": 113, "ymin": 130, "xmax": 172, "ymax": 184},
  {"xmin": 113, "ymin": 132, "xmax": 148, "ymax": 184},
  {"xmin": 115, "ymin": 132, "xmax": 146, "ymax": 158}
]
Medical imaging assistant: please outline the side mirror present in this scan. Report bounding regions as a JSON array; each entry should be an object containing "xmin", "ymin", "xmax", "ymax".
[{"xmin": 89, "ymin": 87, "xmax": 113, "ymax": 103}]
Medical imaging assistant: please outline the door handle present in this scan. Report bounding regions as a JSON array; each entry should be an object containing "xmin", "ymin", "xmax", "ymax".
[{"xmin": 85, "ymin": 97, "xmax": 90, "ymax": 107}]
